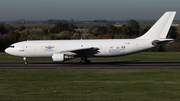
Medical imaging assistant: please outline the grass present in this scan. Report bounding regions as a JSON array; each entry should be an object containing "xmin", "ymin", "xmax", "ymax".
[
  {"xmin": 1, "ymin": 52, "xmax": 180, "ymax": 100},
  {"xmin": 0, "ymin": 52, "xmax": 180, "ymax": 62},
  {"xmin": 0, "ymin": 69, "xmax": 180, "ymax": 100}
]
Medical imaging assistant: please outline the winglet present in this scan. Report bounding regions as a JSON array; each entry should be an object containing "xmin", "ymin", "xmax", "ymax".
[{"xmin": 136, "ymin": 11, "xmax": 176, "ymax": 39}]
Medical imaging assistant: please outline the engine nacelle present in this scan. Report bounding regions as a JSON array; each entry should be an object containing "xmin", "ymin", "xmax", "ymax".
[
  {"xmin": 52, "ymin": 53, "xmax": 64, "ymax": 62},
  {"xmin": 52, "ymin": 53, "xmax": 74, "ymax": 62}
]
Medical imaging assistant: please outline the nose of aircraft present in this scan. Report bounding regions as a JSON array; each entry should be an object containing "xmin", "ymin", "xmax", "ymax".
[
  {"xmin": 5, "ymin": 46, "xmax": 22, "ymax": 57},
  {"xmin": 5, "ymin": 48, "xmax": 10, "ymax": 54},
  {"xmin": 5, "ymin": 48, "xmax": 14, "ymax": 56}
]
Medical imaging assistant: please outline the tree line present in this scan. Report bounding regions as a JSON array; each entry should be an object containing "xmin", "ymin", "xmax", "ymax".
[{"xmin": 0, "ymin": 19, "xmax": 180, "ymax": 52}]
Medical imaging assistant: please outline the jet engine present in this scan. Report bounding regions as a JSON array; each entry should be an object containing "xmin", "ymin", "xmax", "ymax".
[
  {"xmin": 52, "ymin": 53, "xmax": 64, "ymax": 62},
  {"xmin": 52, "ymin": 53, "xmax": 74, "ymax": 62}
]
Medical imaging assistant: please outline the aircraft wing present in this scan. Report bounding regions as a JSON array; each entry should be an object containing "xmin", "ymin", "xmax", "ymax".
[{"xmin": 60, "ymin": 47, "xmax": 100, "ymax": 57}]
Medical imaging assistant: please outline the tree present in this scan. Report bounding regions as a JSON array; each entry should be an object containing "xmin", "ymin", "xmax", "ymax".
[
  {"xmin": 0, "ymin": 36, "xmax": 6, "ymax": 52},
  {"xmin": 28, "ymin": 28, "xmax": 45, "ymax": 40},
  {"xmin": 106, "ymin": 24, "xmax": 114, "ymax": 33},
  {"xmin": 72, "ymin": 33, "xmax": 80, "ymax": 39},
  {"xmin": 50, "ymin": 22, "xmax": 74, "ymax": 34},
  {"xmin": 19, "ymin": 29, "xmax": 29, "ymax": 41},
  {"xmin": 89, "ymin": 25, "xmax": 100, "ymax": 34},
  {"xmin": 106, "ymin": 24, "xmax": 119, "ymax": 36},
  {"xmin": 128, "ymin": 19, "xmax": 140, "ymax": 36},
  {"xmin": 148, "ymin": 45, "xmax": 166, "ymax": 52},
  {"xmin": 114, "ymin": 33, "xmax": 126, "ymax": 39},
  {"xmin": 89, "ymin": 34, "xmax": 102, "ymax": 39},
  {"xmin": 19, "ymin": 25, "xmax": 26, "ymax": 31},
  {"xmin": 90, "ymin": 26, "xmax": 103, "ymax": 36},
  {"xmin": 81, "ymin": 33, "xmax": 90, "ymax": 39},
  {"xmin": 0, "ymin": 23, "xmax": 8, "ymax": 34},
  {"xmin": 178, "ymin": 21, "xmax": 180, "ymax": 35},
  {"xmin": 8, "ymin": 30, "xmax": 20, "ymax": 41},
  {"xmin": 3, "ymin": 33, "xmax": 18, "ymax": 50},
  {"xmin": 97, "ymin": 26, "xmax": 107, "ymax": 35},
  {"xmin": 102, "ymin": 34, "xmax": 112, "ymax": 39},
  {"xmin": 140, "ymin": 25, "xmax": 151, "ymax": 36},
  {"xmin": 56, "ymin": 31, "xmax": 72, "ymax": 39},
  {"xmin": 168, "ymin": 26, "xmax": 178, "ymax": 39},
  {"xmin": 88, "ymin": 34, "xmax": 97, "ymax": 39},
  {"xmin": 121, "ymin": 24, "xmax": 131, "ymax": 36}
]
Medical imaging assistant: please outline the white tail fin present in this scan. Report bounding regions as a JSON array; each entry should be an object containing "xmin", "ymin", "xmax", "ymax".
[{"xmin": 137, "ymin": 11, "xmax": 176, "ymax": 39}]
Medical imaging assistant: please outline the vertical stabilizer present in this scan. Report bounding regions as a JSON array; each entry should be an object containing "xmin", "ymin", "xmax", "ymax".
[{"xmin": 136, "ymin": 11, "xmax": 176, "ymax": 39}]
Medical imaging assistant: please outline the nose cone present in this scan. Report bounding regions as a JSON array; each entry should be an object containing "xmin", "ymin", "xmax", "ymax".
[
  {"xmin": 5, "ymin": 48, "xmax": 10, "ymax": 54},
  {"xmin": 5, "ymin": 47, "xmax": 17, "ymax": 56}
]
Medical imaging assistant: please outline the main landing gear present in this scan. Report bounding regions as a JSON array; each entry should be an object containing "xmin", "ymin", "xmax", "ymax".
[
  {"xmin": 79, "ymin": 57, "xmax": 91, "ymax": 64},
  {"xmin": 23, "ymin": 57, "xmax": 28, "ymax": 65}
]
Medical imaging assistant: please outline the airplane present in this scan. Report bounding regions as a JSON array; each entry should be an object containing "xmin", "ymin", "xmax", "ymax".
[{"xmin": 5, "ymin": 11, "xmax": 176, "ymax": 64}]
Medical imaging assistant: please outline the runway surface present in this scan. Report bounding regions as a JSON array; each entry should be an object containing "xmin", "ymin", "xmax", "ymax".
[{"xmin": 0, "ymin": 61, "xmax": 180, "ymax": 69}]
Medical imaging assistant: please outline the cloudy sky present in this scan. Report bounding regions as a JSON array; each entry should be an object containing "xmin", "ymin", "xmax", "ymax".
[{"xmin": 0, "ymin": 0, "xmax": 179, "ymax": 21}]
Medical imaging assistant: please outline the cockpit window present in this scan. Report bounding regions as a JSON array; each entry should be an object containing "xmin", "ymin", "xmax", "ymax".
[{"xmin": 10, "ymin": 45, "xmax": 14, "ymax": 48}]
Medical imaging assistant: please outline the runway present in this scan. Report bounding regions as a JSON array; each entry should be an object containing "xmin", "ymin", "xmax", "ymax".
[{"xmin": 0, "ymin": 61, "xmax": 180, "ymax": 69}]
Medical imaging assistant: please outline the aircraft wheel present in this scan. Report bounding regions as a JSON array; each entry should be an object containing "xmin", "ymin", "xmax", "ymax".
[
  {"xmin": 79, "ymin": 60, "xmax": 91, "ymax": 65},
  {"xmin": 25, "ymin": 61, "xmax": 28, "ymax": 65},
  {"xmin": 79, "ymin": 61, "xmax": 85, "ymax": 65},
  {"xmin": 87, "ymin": 60, "xmax": 91, "ymax": 64}
]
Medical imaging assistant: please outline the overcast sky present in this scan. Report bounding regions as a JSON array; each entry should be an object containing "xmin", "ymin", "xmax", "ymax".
[{"xmin": 0, "ymin": 0, "xmax": 180, "ymax": 21}]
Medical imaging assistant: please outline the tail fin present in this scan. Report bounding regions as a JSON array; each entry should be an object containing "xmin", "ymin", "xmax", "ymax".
[{"xmin": 136, "ymin": 11, "xmax": 176, "ymax": 39}]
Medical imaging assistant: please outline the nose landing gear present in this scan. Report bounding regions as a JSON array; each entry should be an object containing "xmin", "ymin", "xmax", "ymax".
[{"xmin": 23, "ymin": 57, "xmax": 28, "ymax": 65}]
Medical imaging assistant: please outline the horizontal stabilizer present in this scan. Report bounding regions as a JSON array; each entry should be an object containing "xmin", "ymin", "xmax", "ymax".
[{"xmin": 152, "ymin": 39, "xmax": 174, "ymax": 46}]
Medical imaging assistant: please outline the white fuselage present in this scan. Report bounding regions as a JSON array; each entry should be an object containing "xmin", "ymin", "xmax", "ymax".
[{"xmin": 5, "ymin": 39, "xmax": 155, "ymax": 58}]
